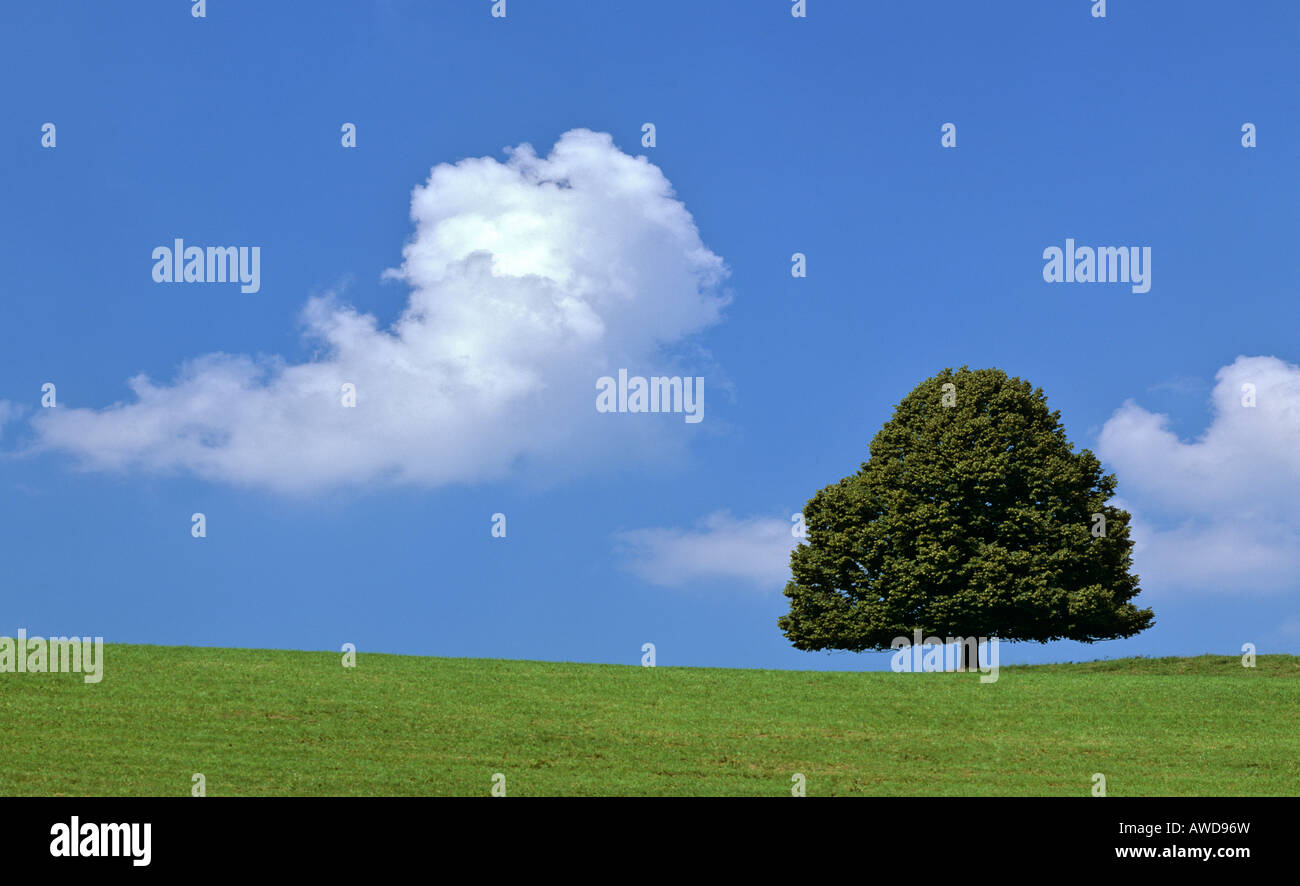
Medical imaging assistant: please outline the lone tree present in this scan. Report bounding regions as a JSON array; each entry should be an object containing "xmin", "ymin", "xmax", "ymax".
[{"xmin": 779, "ymin": 367, "xmax": 1153, "ymax": 664}]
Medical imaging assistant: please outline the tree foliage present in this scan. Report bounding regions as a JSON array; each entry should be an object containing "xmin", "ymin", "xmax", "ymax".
[{"xmin": 779, "ymin": 367, "xmax": 1153, "ymax": 651}]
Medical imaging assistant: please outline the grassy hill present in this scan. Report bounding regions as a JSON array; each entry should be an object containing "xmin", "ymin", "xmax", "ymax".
[{"xmin": 1, "ymin": 645, "xmax": 1296, "ymax": 796}]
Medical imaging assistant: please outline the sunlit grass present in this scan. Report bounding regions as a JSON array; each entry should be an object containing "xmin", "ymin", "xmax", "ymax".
[{"xmin": 1, "ymin": 646, "xmax": 1295, "ymax": 796}]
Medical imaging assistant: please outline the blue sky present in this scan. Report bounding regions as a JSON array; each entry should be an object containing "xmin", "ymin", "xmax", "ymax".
[{"xmin": 1, "ymin": 1, "xmax": 1296, "ymax": 670}]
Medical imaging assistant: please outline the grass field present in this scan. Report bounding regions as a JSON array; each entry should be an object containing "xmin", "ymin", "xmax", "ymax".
[{"xmin": 1, "ymin": 645, "xmax": 1297, "ymax": 796}]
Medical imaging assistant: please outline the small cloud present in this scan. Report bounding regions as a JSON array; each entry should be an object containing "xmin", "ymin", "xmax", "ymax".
[{"xmin": 615, "ymin": 511, "xmax": 797, "ymax": 590}]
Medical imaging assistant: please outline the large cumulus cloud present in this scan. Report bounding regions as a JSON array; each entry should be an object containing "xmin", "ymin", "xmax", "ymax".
[{"xmin": 32, "ymin": 130, "xmax": 728, "ymax": 493}]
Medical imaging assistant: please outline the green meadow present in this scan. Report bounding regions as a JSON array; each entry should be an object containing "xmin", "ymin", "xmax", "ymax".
[{"xmin": 1, "ymin": 645, "xmax": 1296, "ymax": 796}]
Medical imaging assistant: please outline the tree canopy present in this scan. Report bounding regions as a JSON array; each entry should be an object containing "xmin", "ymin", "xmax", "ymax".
[{"xmin": 779, "ymin": 367, "xmax": 1154, "ymax": 651}]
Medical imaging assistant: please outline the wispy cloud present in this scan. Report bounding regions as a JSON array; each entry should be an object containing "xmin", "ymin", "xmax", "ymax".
[
  {"xmin": 0, "ymin": 401, "xmax": 20, "ymax": 440},
  {"xmin": 1145, "ymin": 375, "xmax": 1206, "ymax": 396},
  {"xmin": 615, "ymin": 511, "xmax": 796, "ymax": 590}
]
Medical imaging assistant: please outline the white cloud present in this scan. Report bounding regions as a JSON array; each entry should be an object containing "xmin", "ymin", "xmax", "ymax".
[
  {"xmin": 615, "ymin": 511, "xmax": 797, "ymax": 590},
  {"xmin": 1098, "ymin": 355, "xmax": 1300, "ymax": 595},
  {"xmin": 32, "ymin": 130, "xmax": 728, "ymax": 493}
]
